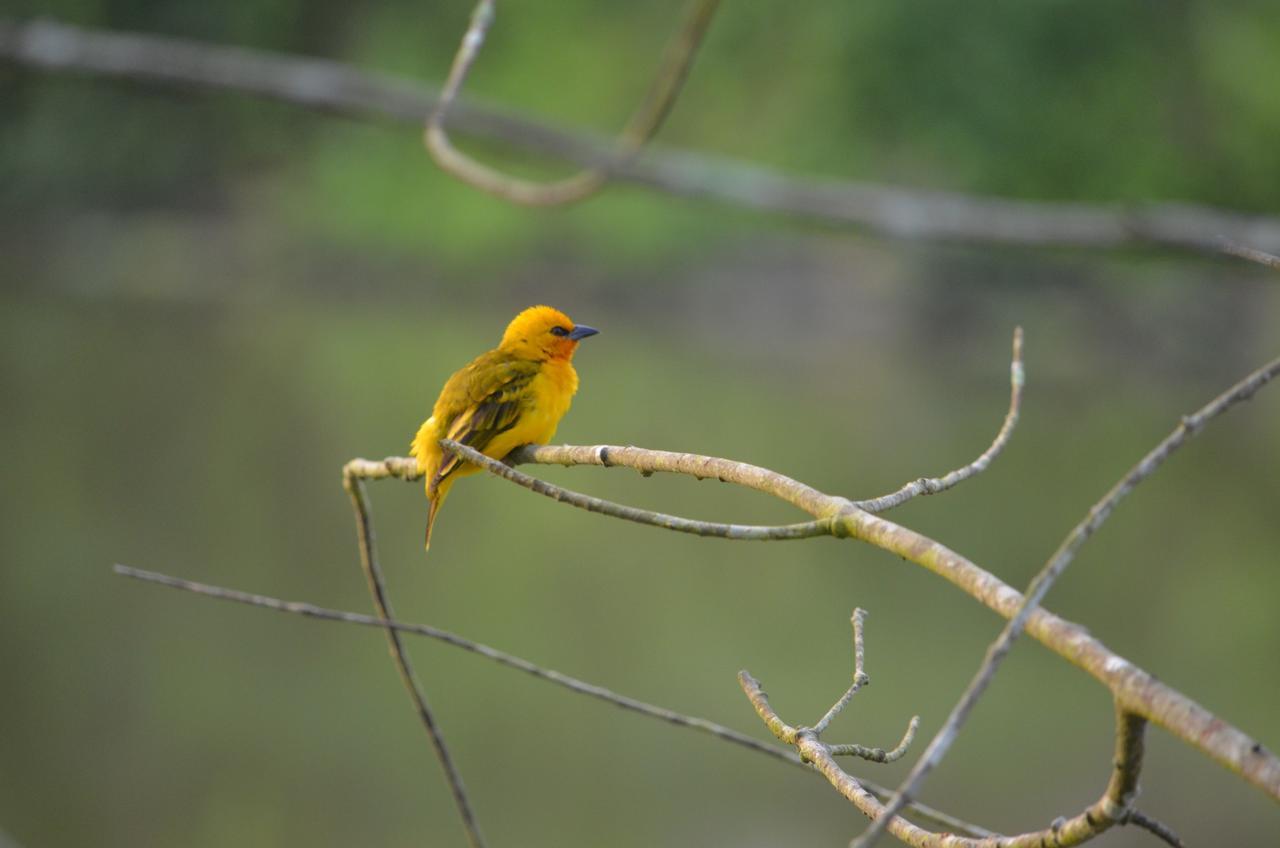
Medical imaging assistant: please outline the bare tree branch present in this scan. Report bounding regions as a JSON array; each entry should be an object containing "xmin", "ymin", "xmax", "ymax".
[
  {"xmin": 440, "ymin": 438, "xmax": 831, "ymax": 540},
  {"xmin": 855, "ymin": 327, "xmax": 1024, "ymax": 513},
  {"xmin": 425, "ymin": 0, "xmax": 719, "ymax": 205},
  {"xmin": 851, "ymin": 349, "xmax": 1280, "ymax": 848},
  {"xmin": 341, "ymin": 467, "xmax": 486, "ymax": 848},
  {"xmin": 111, "ymin": 563, "xmax": 993, "ymax": 840},
  {"xmin": 5, "ymin": 18, "xmax": 1280, "ymax": 253}
]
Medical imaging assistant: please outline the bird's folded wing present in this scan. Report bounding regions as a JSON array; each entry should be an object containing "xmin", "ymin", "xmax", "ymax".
[{"xmin": 434, "ymin": 356, "xmax": 540, "ymax": 486}]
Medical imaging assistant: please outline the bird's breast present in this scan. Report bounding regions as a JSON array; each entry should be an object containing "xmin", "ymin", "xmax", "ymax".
[{"xmin": 518, "ymin": 361, "xmax": 577, "ymax": 444}]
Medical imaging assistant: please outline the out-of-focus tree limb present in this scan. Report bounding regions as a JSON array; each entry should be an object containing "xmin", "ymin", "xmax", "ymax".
[
  {"xmin": 5, "ymin": 17, "xmax": 1280, "ymax": 253},
  {"xmin": 424, "ymin": 0, "xmax": 719, "ymax": 205}
]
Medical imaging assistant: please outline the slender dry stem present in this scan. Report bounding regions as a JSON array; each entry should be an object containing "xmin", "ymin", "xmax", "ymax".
[
  {"xmin": 831, "ymin": 716, "xmax": 920, "ymax": 764},
  {"xmin": 342, "ymin": 467, "xmax": 486, "ymax": 848},
  {"xmin": 111, "ymin": 563, "xmax": 991, "ymax": 839},
  {"xmin": 855, "ymin": 327, "xmax": 1024, "ymax": 513},
  {"xmin": 811, "ymin": 608, "xmax": 871, "ymax": 735},
  {"xmin": 112, "ymin": 563, "xmax": 795, "ymax": 765},
  {"xmin": 1128, "ymin": 810, "xmax": 1186, "ymax": 848}
]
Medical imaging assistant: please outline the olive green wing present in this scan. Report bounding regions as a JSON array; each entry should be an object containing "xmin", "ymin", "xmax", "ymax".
[{"xmin": 432, "ymin": 355, "xmax": 540, "ymax": 488}]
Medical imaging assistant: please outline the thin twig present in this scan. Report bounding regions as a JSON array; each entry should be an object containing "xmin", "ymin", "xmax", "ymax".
[
  {"xmin": 1128, "ymin": 810, "xmax": 1186, "ymax": 848},
  {"xmin": 1220, "ymin": 239, "xmax": 1280, "ymax": 271},
  {"xmin": 111, "ymin": 563, "xmax": 991, "ymax": 839},
  {"xmin": 440, "ymin": 439, "xmax": 832, "ymax": 540},
  {"xmin": 6, "ymin": 18, "xmax": 1280, "ymax": 252},
  {"xmin": 425, "ymin": 0, "xmax": 719, "ymax": 205},
  {"xmin": 830, "ymin": 716, "xmax": 919, "ymax": 764},
  {"xmin": 851, "ymin": 353, "xmax": 1280, "ymax": 848},
  {"xmin": 342, "ymin": 468, "xmax": 486, "ymax": 848},
  {"xmin": 852, "ymin": 608, "xmax": 867, "ymax": 683},
  {"xmin": 811, "ymin": 608, "xmax": 871, "ymax": 735},
  {"xmin": 113, "ymin": 563, "xmax": 794, "ymax": 764},
  {"xmin": 855, "ymin": 327, "xmax": 1025, "ymax": 513}
]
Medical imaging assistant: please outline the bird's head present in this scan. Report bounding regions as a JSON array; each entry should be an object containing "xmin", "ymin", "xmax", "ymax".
[{"xmin": 499, "ymin": 305, "xmax": 599, "ymax": 361}]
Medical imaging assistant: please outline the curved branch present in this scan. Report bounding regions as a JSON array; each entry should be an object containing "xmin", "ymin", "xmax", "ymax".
[
  {"xmin": 830, "ymin": 716, "xmax": 920, "ymax": 764},
  {"xmin": 1128, "ymin": 810, "xmax": 1186, "ymax": 848},
  {"xmin": 342, "ymin": 464, "xmax": 487, "ymax": 848},
  {"xmin": 855, "ymin": 327, "xmax": 1024, "ymax": 513},
  {"xmin": 424, "ymin": 0, "xmax": 719, "ymax": 205}
]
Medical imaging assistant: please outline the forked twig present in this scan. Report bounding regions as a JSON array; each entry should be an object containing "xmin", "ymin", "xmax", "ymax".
[
  {"xmin": 425, "ymin": 0, "xmax": 719, "ymax": 205},
  {"xmin": 742, "ymin": 670, "xmax": 1180, "ymax": 847},
  {"xmin": 851, "ymin": 352, "xmax": 1280, "ymax": 848}
]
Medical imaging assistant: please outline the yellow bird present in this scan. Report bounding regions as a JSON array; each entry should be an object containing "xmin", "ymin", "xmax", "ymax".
[{"xmin": 411, "ymin": 305, "xmax": 599, "ymax": 549}]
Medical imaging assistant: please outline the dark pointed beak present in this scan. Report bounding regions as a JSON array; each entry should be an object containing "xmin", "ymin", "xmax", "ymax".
[{"xmin": 568, "ymin": 324, "xmax": 599, "ymax": 341}]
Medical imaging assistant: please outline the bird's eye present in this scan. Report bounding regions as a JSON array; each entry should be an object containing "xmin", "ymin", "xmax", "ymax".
[{"xmin": 550, "ymin": 326, "xmax": 570, "ymax": 337}]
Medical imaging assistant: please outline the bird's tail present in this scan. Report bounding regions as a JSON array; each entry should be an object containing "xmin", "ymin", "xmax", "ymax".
[
  {"xmin": 423, "ymin": 476, "xmax": 452, "ymax": 551},
  {"xmin": 424, "ymin": 495, "xmax": 441, "ymax": 550}
]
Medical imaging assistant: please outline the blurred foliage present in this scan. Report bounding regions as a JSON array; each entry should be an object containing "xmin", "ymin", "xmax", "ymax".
[{"xmin": 1, "ymin": 2, "xmax": 1279, "ymax": 847}]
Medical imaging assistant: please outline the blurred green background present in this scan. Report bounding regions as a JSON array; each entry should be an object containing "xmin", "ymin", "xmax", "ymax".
[{"xmin": 2, "ymin": 2, "xmax": 1278, "ymax": 846}]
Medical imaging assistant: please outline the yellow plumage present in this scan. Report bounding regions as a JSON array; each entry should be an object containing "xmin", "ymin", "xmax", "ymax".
[{"xmin": 411, "ymin": 305, "xmax": 598, "ymax": 549}]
